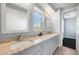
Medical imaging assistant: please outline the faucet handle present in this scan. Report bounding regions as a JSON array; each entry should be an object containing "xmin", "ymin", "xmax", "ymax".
[
  {"xmin": 19, "ymin": 35, "xmax": 24, "ymax": 41},
  {"xmin": 17, "ymin": 35, "xmax": 21, "ymax": 41}
]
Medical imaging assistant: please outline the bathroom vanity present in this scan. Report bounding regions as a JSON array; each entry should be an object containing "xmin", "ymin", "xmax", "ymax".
[{"xmin": 0, "ymin": 33, "xmax": 59, "ymax": 55}]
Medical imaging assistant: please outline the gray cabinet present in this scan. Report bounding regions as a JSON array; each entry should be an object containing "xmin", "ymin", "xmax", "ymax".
[
  {"xmin": 28, "ymin": 42, "xmax": 42, "ymax": 55},
  {"xmin": 13, "ymin": 48, "xmax": 29, "ymax": 55},
  {"xmin": 43, "ymin": 35, "xmax": 59, "ymax": 55},
  {"xmin": 13, "ymin": 42, "xmax": 42, "ymax": 55},
  {"xmin": 14, "ymin": 35, "xmax": 59, "ymax": 55}
]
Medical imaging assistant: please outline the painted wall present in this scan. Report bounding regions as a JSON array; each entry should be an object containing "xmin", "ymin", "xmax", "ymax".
[
  {"xmin": 51, "ymin": 9, "xmax": 61, "ymax": 46},
  {"xmin": 52, "ymin": 9, "xmax": 60, "ymax": 34},
  {"xmin": 60, "ymin": 10, "xmax": 64, "ymax": 47},
  {"xmin": 64, "ymin": 18, "xmax": 76, "ymax": 39},
  {"xmin": 76, "ymin": 5, "xmax": 79, "ymax": 54}
]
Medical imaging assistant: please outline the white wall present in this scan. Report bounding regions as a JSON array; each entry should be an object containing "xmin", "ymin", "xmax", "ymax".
[
  {"xmin": 51, "ymin": 9, "xmax": 61, "ymax": 46},
  {"xmin": 63, "ymin": 9, "xmax": 76, "ymax": 39},
  {"xmin": 64, "ymin": 18, "xmax": 76, "ymax": 39},
  {"xmin": 76, "ymin": 5, "xmax": 79, "ymax": 34},
  {"xmin": 60, "ymin": 10, "xmax": 64, "ymax": 47},
  {"xmin": 52, "ymin": 9, "xmax": 60, "ymax": 33},
  {"xmin": 76, "ymin": 5, "xmax": 79, "ymax": 54}
]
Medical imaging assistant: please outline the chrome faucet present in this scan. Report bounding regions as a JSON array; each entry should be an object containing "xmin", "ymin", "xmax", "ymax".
[{"xmin": 17, "ymin": 35, "xmax": 23, "ymax": 41}]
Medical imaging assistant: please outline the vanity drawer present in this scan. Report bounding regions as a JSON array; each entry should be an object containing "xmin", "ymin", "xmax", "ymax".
[{"xmin": 12, "ymin": 48, "xmax": 29, "ymax": 55}]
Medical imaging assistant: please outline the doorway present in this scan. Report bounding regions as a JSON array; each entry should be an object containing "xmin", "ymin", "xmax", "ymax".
[{"xmin": 63, "ymin": 10, "xmax": 76, "ymax": 49}]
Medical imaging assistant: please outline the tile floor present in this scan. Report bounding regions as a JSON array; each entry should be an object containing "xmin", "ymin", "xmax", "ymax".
[{"xmin": 53, "ymin": 46, "xmax": 77, "ymax": 55}]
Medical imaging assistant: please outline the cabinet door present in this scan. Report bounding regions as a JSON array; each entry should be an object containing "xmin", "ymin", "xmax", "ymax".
[
  {"xmin": 42, "ymin": 38, "xmax": 51, "ymax": 55},
  {"xmin": 43, "ymin": 36, "xmax": 59, "ymax": 55},
  {"xmin": 49, "ymin": 36, "xmax": 59, "ymax": 55},
  {"xmin": 12, "ymin": 48, "xmax": 29, "ymax": 55},
  {"xmin": 33, "ymin": 49, "xmax": 42, "ymax": 55},
  {"xmin": 76, "ymin": 5, "xmax": 79, "ymax": 54},
  {"xmin": 13, "ymin": 42, "xmax": 42, "ymax": 55},
  {"xmin": 28, "ymin": 42, "xmax": 42, "ymax": 55}
]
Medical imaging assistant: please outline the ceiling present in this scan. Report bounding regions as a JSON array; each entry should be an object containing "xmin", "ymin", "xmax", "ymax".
[
  {"xmin": 39, "ymin": 3, "xmax": 56, "ymax": 15},
  {"xmin": 48, "ymin": 3, "xmax": 79, "ymax": 11},
  {"xmin": 11, "ymin": 3, "xmax": 32, "ymax": 9},
  {"xmin": 64, "ymin": 10, "xmax": 76, "ymax": 19},
  {"xmin": 8, "ymin": 3, "xmax": 79, "ymax": 12}
]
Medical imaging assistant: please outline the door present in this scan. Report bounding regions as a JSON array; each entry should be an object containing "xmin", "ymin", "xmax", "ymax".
[{"xmin": 63, "ymin": 10, "xmax": 76, "ymax": 49}]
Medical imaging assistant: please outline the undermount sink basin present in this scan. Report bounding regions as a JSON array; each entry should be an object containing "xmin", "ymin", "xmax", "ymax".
[
  {"xmin": 33, "ymin": 39, "xmax": 43, "ymax": 44},
  {"xmin": 10, "ymin": 40, "xmax": 32, "ymax": 50}
]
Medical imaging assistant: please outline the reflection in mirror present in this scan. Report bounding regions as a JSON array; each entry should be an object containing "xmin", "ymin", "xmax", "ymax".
[
  {"xmin": 3, "ymin": 4, "xmax": 28, "ymax": 33},
  {"xmin": 33, "ymin": 7, "xmax": 44, "ymax": 32}
]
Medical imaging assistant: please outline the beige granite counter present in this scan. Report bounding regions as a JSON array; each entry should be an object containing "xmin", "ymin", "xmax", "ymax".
[{"xmin": 0, "ymin": 33, "xmax": 59, "ymax": 55}]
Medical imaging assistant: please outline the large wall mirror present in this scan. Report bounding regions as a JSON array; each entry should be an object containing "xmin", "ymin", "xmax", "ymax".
[
  {"xmin": 33, "ymin": 7, "xmax": 44, "ymax": 32},
  {"xmin": 45, "ymin": 15, "xmax": 52, "ymax": 32},
  {"xmin": 1, "ymin": 3, "xmax": 29, "ymax": 33}
]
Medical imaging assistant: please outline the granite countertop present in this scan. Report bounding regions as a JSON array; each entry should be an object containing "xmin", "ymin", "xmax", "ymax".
[{"xmin": 0, "ymin": 32, "xmax": 59, "ymax": 55}]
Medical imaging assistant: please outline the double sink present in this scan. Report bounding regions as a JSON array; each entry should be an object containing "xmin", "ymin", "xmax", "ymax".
[{"xmin": 10, "ymin": 33, "xmax": 54, "ymax": 51}]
